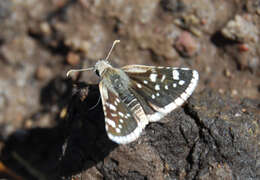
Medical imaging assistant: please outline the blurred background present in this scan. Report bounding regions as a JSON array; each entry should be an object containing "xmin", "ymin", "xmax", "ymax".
[{"xmin": 0, "ymin": 0, "xmax": 259, "ymax": 179}]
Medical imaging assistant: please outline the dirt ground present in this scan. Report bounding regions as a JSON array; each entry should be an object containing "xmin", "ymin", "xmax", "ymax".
[{"xmin": 0, "ymin": 0, "xmax": 259, "ymax": 179}]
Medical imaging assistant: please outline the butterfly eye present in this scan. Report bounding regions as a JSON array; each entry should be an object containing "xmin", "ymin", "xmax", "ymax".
[{"xmin": 95, "ymin": 69, "xmax": 100, "ymax": 76}]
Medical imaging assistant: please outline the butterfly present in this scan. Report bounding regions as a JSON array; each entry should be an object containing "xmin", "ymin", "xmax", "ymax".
[{"xmin": 67, "ymin": 40, "xmax": 199, "ymax": 144}]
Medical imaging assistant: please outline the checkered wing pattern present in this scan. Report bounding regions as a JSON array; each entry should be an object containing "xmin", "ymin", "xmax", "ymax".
[
  {"xmin": 122, "ymin": 65, "xmax": 199, "ymax": 122},
  {"xmin": 99, "ymin": 81, "xmax": 148, "ymax": 144}
]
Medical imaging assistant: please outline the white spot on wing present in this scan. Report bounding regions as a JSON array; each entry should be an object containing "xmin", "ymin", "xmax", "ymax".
[
  {"xmin": 111, "ymin": 113, "xmax": 117, "ymax": 117},
  {"xmin": 109, "ymin": 104, "xmax": 117, "ymax": 111},
  {"xmin": 172, "ymin": 70, "xmax": 179, "ymax": 80},
  {"xmin": 106, "ymin": 118, "xmax": 116, "ymax": 128},
  {"xmin": 137, "ymin": 83, "xmax": 142, "ymax": 88},
  {"xmin": 150, "ymin": 74, "xmax": 157, "ymax": 82},
  {"xmin": 152, "ymin": 94, "xmax": 155, "ymax": 99},
  {"xmin": 116, "ymin": 128, "xmax": 121, "ymax": 133},
  {"xmin": 173, "ymin": 83, "xmax": 177, "ymax": 88},
  {"xmin": 165, "ymin": 85, "xmax": 168, "ymax": 90},
  {"xmin": 179, "ymin": 80, "xmax": 185, "ymax": 85},
  {"xmin": 118, "ymin": 112, "xmax": 124, "ymax": 117},
  {"xmin": 155, "ymin": 84, "xmax": 160, "ymax": 91},
  {"xmin": 143, "ymin": 80, "xmax": 148, "ymax": 84},
  {"xmin": 161, "ymin": 75, "xmax": 166, "ymax": 82},
  {"xmin": 156, "ymin": 92, "xmax": 160, "ymax": 96}
]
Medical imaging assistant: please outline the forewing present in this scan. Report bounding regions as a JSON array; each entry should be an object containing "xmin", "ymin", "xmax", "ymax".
[
  {"xmin": 122, "ymin": 65, "xmax": 199, "ymax": 122},
  {"xmin": 99, "ymin": 80, "xmax": 148, "ymax": 144}
]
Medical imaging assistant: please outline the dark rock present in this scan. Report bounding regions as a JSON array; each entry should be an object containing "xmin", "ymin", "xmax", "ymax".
[
  {"xmin": 96, "ymin": 88, "xmax": 259, "ymax": 179},
  {"xmin": 160, "ymin": 0, "xmax": 186, "ymax": 13},
  {"xmin": 1, "ymin": 85, "xmax": 259, "ymax": 179}
]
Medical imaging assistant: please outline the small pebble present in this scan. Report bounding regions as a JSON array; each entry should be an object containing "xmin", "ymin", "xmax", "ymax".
[
  {"xmin": 224, "ymin": 69, "xmax": 232, "ymax": 78},
  {"xmin": 231, "ymin": 89, "xmax": 238, "ymax": 96},
  {"xmin": 221, "ymin": 15, "xmax": 258, "ymax": 43},
  {"xmin": 60, "ymin": 107, "xmax": 67, "ymax": 119},
  {"xmin": 237, "ymin": 43, "xmax": 249, "ymax": 52},
  {"xmin": 66, "ymin": 52, "xmax": 80, "ymax": 66},
  {"xmin": 35, "ymin": 65, "xmax": 52, "ymax": 80},
  {"xmin": 175, "ymin": 31, "xmax": 199, "ymax": 57},
  {"xmin": 218, "ymin": 89, "xmax": 224, "ymax": 94},
  {"xmin": 40, "ymin": 22, "xmax": 51, "ymax": 35},
  {"xmin": 24, "ymin": 119, "xmax": 33, "ymax": 128}
]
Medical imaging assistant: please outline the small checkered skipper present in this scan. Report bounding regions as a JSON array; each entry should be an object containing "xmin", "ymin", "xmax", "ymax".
[{"xmin": 67, "ymin": 40, "xmax": 199, "ymax": 144}]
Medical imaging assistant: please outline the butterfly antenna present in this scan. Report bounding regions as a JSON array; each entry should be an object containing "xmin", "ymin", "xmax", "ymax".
[
  {"xmin": 66, "ymin": 67, "xmax": 94, "ymax": 77},
  {"xmin": 105, "ymin": 40, "xmax": 120, "ymax": 61},
  {"xmin": 89, "ymin": 94, "xmax": 101, "ymax": 111}
]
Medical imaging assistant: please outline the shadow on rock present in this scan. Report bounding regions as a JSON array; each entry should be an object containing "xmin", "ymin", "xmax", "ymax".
[{"xmin": 1, "ymin": 79, "xmax": 117, "ymax": 180}]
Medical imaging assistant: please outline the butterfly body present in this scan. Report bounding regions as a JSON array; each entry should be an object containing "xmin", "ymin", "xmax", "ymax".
[
  {"xmin": 93, "ymin": 60, "xmax": 199, "ymax": 144},
  {"xmin": 97, "ymin": 64, "xmax": 130, "ymax": 95}
]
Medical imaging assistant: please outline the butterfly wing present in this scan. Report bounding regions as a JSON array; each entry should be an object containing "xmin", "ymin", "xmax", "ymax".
[
  {"xmin": 122, "ymin": 65, "xmax": 199, "ymax": 122},
  {"xmin": 99, "ymin": 80, "xmax": 148, "ymax": 144}
]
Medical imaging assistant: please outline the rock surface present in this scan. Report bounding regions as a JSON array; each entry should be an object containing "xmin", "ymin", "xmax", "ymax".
[{"xmin": 1, "ymin": 87, "xmax": 259, "ymax": 179}]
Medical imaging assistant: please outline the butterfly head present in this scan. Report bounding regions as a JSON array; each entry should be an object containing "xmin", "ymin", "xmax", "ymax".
[
  {"xmin": 94, "ymin": 60, "xmax": 112, "ymax": 77},
  {"xmin": 66, "ymin": 40, "xmax": 120, "ymax": 78},
  {"xmin": 93, "ymin": 40, "xmax": 121, "ymax": 77}
]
